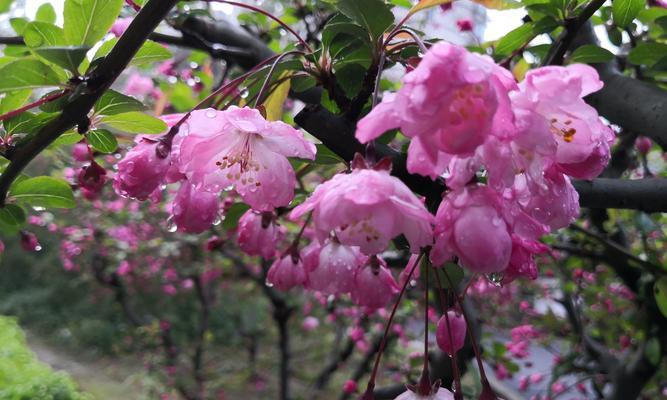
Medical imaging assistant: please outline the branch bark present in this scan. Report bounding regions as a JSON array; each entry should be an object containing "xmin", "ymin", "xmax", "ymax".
[{"xmin": 0, "ymin": 0, "xmax": 180, "ymax": 205}]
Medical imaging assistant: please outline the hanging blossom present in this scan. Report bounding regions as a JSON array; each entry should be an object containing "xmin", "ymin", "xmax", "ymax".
[
  {"xmin": 290, "ymin": 156, "xmax": 433, "ymax": 255},
  {"xmin": 178, "ymin": 107, "xmax": 316, "ymax": 211},
  {"xmin": 237, "ymin": 209, "xmax": 285, "ymax": 259},
  {"xmin": 302, "ymin": 239, "xmax": 364, "ymax": 296},
  {"xmin": 394, "ymin": 388, "xmax": 455, "ymax": 400}
]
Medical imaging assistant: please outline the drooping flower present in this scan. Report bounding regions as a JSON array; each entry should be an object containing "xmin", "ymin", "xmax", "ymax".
[
  {"xmin": 114, "ymin": 137, "xmax": 171, "ymax": 201},
  {"xmin": 169, "ymin": 183, "xmax": 220, "ymax": 234},
  {"xmin": 436, "ymin": 310, "xmax": 466, "ymax": 356},
  {"xmin": 77, "ymin": 160, "xmax": 107, "ymax": 195},
  {"xmin": 350, "ymin": 257, "xmax": 400, "ymax": 309},
  {"xmin": 394, "ymin": 388, "xmax": 455, "ymax": 400},
  {"xmin": 267, "ymin": 254, "xmax": 307, "ymax": 291},
  {"xmin": 20, "ymin": 231, "xmax": 41, "ymax": 252},
  {"xmin": 178, "ymin": 107, "xmax": 316, "ymax": 211},
  {"xmin": 237, "ymin": 210, "xmax": 284, "ymax": 259},
  {"xmin": 306, "ymin": 240, "xmax": 363, "ymax": 295},
  {"xmin": 356, "ymin": 42, "xmax": 516, "ymax": 179},
  {"xmin": 431, "ymin": 185, "xmax": 547, "ymax": 275},
  {"xmin": 290, "ymin": 158, "xmax": 433, "ymax": 255}
]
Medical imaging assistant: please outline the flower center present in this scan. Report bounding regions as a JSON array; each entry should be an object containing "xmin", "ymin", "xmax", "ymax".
[
  {"xmin": 214, "ymin": 133, "xmax": 262, "ymax": 186},
  {"xmin": 549, "ymin": 117, "xmax": 576, "ymax": 143}
]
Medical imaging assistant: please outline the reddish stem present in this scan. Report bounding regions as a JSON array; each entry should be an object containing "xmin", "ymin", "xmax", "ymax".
[
  {"xmin": 126, "ymin": 0, "xmax": 141, "ymax": 11},
  {"xmin": 432, "ymin": 266, "xmax": 462, "ymax": 399},
  {"xmin": 363, "ymin": 251, "xmax": 424, "ymax": 397},
  {"xmin": 205, "ymin": 0, "xmax": 313, "ymax": 53},
  {"xmin": 0, "ymin": 90, "xmax": 69, "ymax": 123}
]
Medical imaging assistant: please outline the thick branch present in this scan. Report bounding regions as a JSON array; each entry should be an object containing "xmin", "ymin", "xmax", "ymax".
[{"xmin": 0, "ymin": 0, "xmax": 180, "ymax": 205}]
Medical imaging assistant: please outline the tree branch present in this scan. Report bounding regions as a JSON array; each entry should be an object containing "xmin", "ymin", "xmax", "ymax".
[{"xmin": 0, "ymin": 0, "xmax": 180, "ymax": 206}]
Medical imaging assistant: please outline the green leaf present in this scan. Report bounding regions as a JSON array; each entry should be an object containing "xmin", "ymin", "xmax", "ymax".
[
  {"xmin": 0, "ymin": 0, "xmax": 14, "ymax": 13},
  {"xmin": 35, "ymin": 3, "xmax": 56, "ymax": 24},
  {"xmin": 628, "ymin": 42, "xmax": 667, "ymax": 66},
  {"xmin": 314, "ymin": 144, "xmax": 345, "ymax": 165},
  {"xmin": 495, "ymin": 23, "xmax": 535, "ymax": 56},
  {"xmin": 23, "ymin": 21, "xmax": 65, "ymax": 48},
  {"xmin": 94, "ymin": 39, "xmax": 171, "ymax": 66},
  {"xmin": 99, "ymin": 112, "xmax": 167, "ymax": 134},
  {"xmin": 645, "ymin": 337, "xmax": 661, "ymax": 366},
  {"xmin": 94, "ymin": 89, "xmax": 145, "ymax": 115},
  {"xmin": 654, "ymin": 278, "xmax": 667, "ymax": 318},
  {"xmin": 0, "ymin": 59, "xmax": 61, "ymax": 92},
  {"xmin": 569, "ymin": 44, "xmax": 615, "ymax": 63},
  {"xmin": 63, "ymin": 0, "xmax": 124, "ymax": 46},
  {"xmin": 0, "ymin": 204, "xmax": 26, "ymax": 233},
  {"xmin": 335, "ymin": 0, "xmax": 394, "ymax": 41},
  {"xmin": 10, "ymin": 18, "xmax": 27, "ymax": 35},
  {"xmin": 51, "ymin": 131, "xmax": 83, "ymax": 147},
  {"xmin": 322, "ymin": 14, "xmax": 371, "ymax": 47},
  {"xmin": 222, "ymin": 203, "xmax": 251, "ymax": 230},
  {"xmin": 9, "ymin": 176, "xmax": 76, "ymax": 209},
  {"xmin": 34, "ymin": 46, "xmax": 91, "ymax": 73},
  {"xmin": 39, "ymin": 90, "xmax": 70, "ymax": 113},
  {"xmin": 0, "ymin": 90, "xmax": 31, "ymax": 114},
  {"xmin": 612, "ymin": 0, "xmax": 645, "ymax": 28},
  {"xmin": 86, "ymin": 129, "xmax": 117, "ymax": 153}
]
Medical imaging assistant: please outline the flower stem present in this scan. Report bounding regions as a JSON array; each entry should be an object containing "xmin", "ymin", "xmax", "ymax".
[
  {"xmin": 432, "ymin": 265, "xmax": 462, "ymax": 399},
  {"xmin": 363, "ymin": 251, "xmax": 424, "ymax": 397},
  {"xmin": 254, "ymin": 50, "xmax": 304, "ymax": 107},
  {"xmin": 0, "ymin": 90, "xmax": 70, "ymax": 123}
]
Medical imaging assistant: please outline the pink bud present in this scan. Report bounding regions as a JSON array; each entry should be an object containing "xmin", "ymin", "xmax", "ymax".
[
  {"xmin": 342, "ymin": 380, "xmax": 358, "ymax": 394},
  {"xmin": 302, "ymin": 316, "xmax": 319, "ymax": 331},
  {"xmin": 72, "ymin": 143, "xmax": 89, "ymax": 162},
  {"xmin": 436, "ymin": 311, "xmax": 466, "ymax": 356},
  {"xmin": 635, "ymin": 136, "xmax": 652, "ymax": 155},
  {"xmin": 20, "ymin": 231, "xmax": 41, "ymax": 252},
  {"xmin": 456, "ymin": 18, "xmax": 473, "ymax": 31},
  {"xmin": 78, "ymin": 161, "xmax": 107, "ymax": 193},
  {"xmin": 267, "ymin": 254, "xmax": 306, "ymax": 291}
]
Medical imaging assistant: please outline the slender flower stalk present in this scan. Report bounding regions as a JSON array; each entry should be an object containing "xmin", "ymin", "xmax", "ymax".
[{"xmin": 0, "ymin": 90, "xmax": 70, "ymax": 123}]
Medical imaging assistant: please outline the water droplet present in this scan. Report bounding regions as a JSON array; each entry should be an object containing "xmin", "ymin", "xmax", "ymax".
[
  {"xmin": 485, "ymin": 272, "xmax": 504, "ymax": 287},
  {"xmin": 205, "ymin": 109, "xmax": 217, "ymax": 119},
  {"xmin": 240, "ymin": 88, "xmax": 249, "ymax": 99},
  {"xmin": 223, "ymin": 184, "xmax": 234, "ymax": 191},
  {"xmin": 34, "ymin": 245, "xmax": 42, "ymax": 252},
  {"xmin": 265, "ymin": 279, "xmax": 274, "ymax": 288},
  {"xmin": 212, "ymin": 214, "xmax": 222, "ymax": 226},
  {"xmin": 166, "ymin": 217, "xmax": 177, "ymax": 233}
]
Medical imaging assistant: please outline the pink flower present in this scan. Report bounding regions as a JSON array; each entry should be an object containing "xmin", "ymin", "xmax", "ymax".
[
  {"xmin": 510, "ymin": 64, "xmax": 614, "ymax": 180},
  {"xmin": 110, "ymin": 17, "xmax": 133, "ymax": 37},
  {"xmin": 456, "ymin": 18, "xmax": 473, "ymax": 31},
  {"xmin": 432, "ymin": 185, "xmax": 546, "ymax": 274},
  {"xmin": 290, "ymin": 161, "xmax": 433, "ymax": 255},
  {"xmin": 302, "ymin": 316, "xmax": 320, "ymax": 331},
  {"xmin": 237, "ymin": 210, "xmax": 284, "ymax": 259},
  {"xmin": 436, "ymin": 311, "xmax": 466, "ymax": 356},
  {"xmin": 306, "ymin": 240, "xmax": 362, "ymax": 295},
  {"xmin": 267, "ymin": 254, "xmax": 307, "ymax": 291},
  {"xmin": 20, "ymin": 231, "xmax": 41, "ymax": 252},
  {"xmin": 350, "ymin": 258, "xmax": 400, "ymax": 309},
  {"xmin": 635, "ymin": 136, "xmax": 652, "ymax": 155},
  {"xmin": 170, "ymin": 183, "xmax": 220, "ymax": 233},
  {"xmin": 342, "ymin": 380, "xmax": 358, "ymax": 394},
  {"xmin": 114, "ymin": 137, "xmax": 171, "ymax": 201},
  {"xmin": 77, "ymin": 161, "xmax": 107, "ymax": 194},
  {"xmin": 0, "ymin": 240, "xmax": 4, "ymax": 254},
  {"xmin": 356, "ymin": 42, "xmax": 516, "ymax": 178},
  {"xmin": 124, "ymin": 73, "xmax": 154, "ymax": 98},
  {"xmin": 72, "ymin": 143, "xmax": 89, "ymax": 162},
  {"xmin": 178, "ymin": 107, "xmax": 316, "ymax": 211},
  {"xmin": 394, "ymin": 388, "xmax": 454, "ymax": 399}
]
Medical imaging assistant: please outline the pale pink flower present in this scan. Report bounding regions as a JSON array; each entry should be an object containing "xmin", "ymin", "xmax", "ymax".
[
  {"xmin": 350, "ymin": 258, "xmax": 400, "ymax": 309},
  {"xmin": 302, "ymin": 316, "xmax": 320, "ymax": 331},
  {"xmin": 267, "ymin": 254, "xmax": 307, "ymax": 291},
  {"xmin": 170, "ymin": 183, "xmax": 219, "ymax": 233},
  {"xmin": 394, "ymin": 388, "xmax": 454, "ymax": 399},
  {"xmin": 436, "ymin": 311, "xmax": 466, "ymax": 356},
  {"xmin": 110, "ymin": 17, "xmax": 133, "ymax": 37},
  {"xmin": 290, "ymin": 163, "xmax": 433, "ymax": 255},
  {"xmin": 237, "ymin": 210, "xmax": 284, "ymax": 259},
  {"xmin": 124, "ymin": 73, "xmax": 154, "ymax": 98},
  {"xmin": 306, "ymin": 240, "xmax": 362, "ymax": 295},
  {"xmin": 356, "ymin": 42, "xmax": 516, "ymax": 178},
  {"xmin": 114, "ymin": 137, "xmax": 171, "ymax": 200},
  {"xmin": 432, "ymin": 185, "xmax": 547, "ymax": 275},
  {"xmin": 178, "ymin": 107, "xmax": 316, "ymax": 211}
]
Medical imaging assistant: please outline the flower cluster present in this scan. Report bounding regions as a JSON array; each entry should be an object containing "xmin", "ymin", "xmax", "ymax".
[{"xmin": 357, "ymin": 41, "xmax": 613, "ymax": 281}]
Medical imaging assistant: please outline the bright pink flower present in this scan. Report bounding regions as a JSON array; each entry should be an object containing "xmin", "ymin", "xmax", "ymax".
[
  {"xmin": 178, "ymin": 107, "xmax": 316, "ymax": 211},
  {"xmin": 456, "ymin": 18, "xmax": 473, "ymax": 31},
  {"xmin": 124, "ymin": 73, "xmax": 154, "ymax": 98},
  {"xmin": 237, "ymin": 210, "xmax": 284, "ymax": 259},
  {"xmin": 110, "ymin": 17, "xmax": 133, "ymax": 37},
  {"xmin": 350, "ymin": 258, "xmax": 400, "ymax": 309},
  {"xmin": 267, "ymin": 254, "xmax": 307, "ymax": 291},
  {"xmin": 20, "ymin": 231, "xmax": 41, "ymax": 252},
  {"xmin": 170, "ymin": 183, "xmax": 219, "ymax": 233},
  {"xmin": 432, "ymin": 185, "xmax": 546, "ymax": 274},
  {"xmin": 342, "ymin": 380, "xmax": 358, "ymax": 394},
  {"xmin": 510, "ymin": 64, "xmax": 614, "ymax": 180},
  {"xmin": 77, "ymin": 161, "xmax": 107, "ymax": 194},
  {"xmin": 290, "ymin": 163, "xmax": 433, "ymax": 255},
  {"xmin": 356, "ymin": 42, "xmax": 516, "ymax": 178},
  {"xmin": 306, "ymin": 240, "xmax": 362, "ymax": 295},
  {"xmin": 394, "ymin": 389, "xmax": 454, "ymax": 400},
  {"xmin": 114, "ymin": 137, "xmax": 171, "ymax": 201},
  {"xmin": 436, "ymin": 311, "xmax": 466, "ymax": 356},
  {"xmin": 0, "ymin": 240, "xmax": 4, "ymax": 254}
]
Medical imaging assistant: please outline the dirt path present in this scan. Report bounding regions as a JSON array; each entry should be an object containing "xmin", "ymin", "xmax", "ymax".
[{"xmin": 25, "ymin": 332, "xmax": 143, "ymax": 400}]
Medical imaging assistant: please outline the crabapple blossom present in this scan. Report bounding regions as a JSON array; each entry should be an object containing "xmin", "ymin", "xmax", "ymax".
[
  {"xmin": 436, "ymin": 311, "xmax": 466, "ymax": 356},
  {"xmin": 290, "ymin": 157, "xmax": 433, "ymax": 254},
  {"xmin": 305, "ymin": 240, "xmax": 363, "ymax": 295},
  {"xmin": 20, "ymin": 231, "xmax": 41, "ymax": 252},
  {"xmin": 124, "ymin": 73, "xmax": 155, "ymax": 98},
  {"xmin": 169, "ymin": 183, "xmax": 220, "ymax": 233},
  {"xmin": 77, "ymin": 160, "xmax": 107, "ymax": 195},
  {"xmin": 635, "ymin": 136, "xmax": 652, "ymax": 155},
  {"xmin": 110, "ymin": 17, "xmax": 133, "ymax": 37},
  {"xmin": 178, "ymin": 107, "xmax": 316, "ymax": 211},
  {"xmin": 267, "ymin": 254, "xmax": 307, "ymax": 291},
  {"xmin": 114, "ymin": 136, "xmax": 172, "ymax": 201},
  {"xmin": 394, "ymin": 388, "xmax": 454, "ymax": 399},
  {"xmin": 350, "ymin": 257, "xmax": 400, "ymax": 309},
  {"xmin": 356, "ymin": 41, "xmax": 516, "ymax": 178},
  {"xmin": 237, "ymin": 210, "xmax": 284, "ymax": 259}
]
